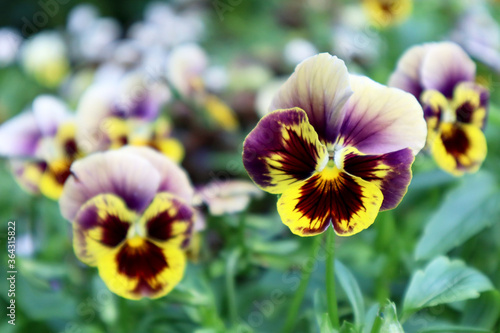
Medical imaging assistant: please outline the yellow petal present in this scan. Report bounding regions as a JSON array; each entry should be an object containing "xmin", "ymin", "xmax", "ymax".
[
  {"xmin": 277, "ymin": 163, "xmax": 383, "ymax": 237},
  {"xmin": 431, "ymin": 123, "xmax": 487, "ymax": 176},
  {"xmin": 97, "ymin": 240, "xmax": 186, "ymax": 300}
]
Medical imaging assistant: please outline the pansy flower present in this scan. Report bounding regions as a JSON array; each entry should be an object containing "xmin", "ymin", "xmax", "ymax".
[
  {"xmin": 243, "ymin": 54, "xmax": 426, "ymax": 236},
  {"xmin": 389, "ymin": 42, "xmax": 489, "ymax": 176},
  {"xmin": 362, "ymin": 0, "xmax": 412, "ymax": 28},
  {"xmin": 193, "ymin": 180, "xmax": 263, "ymax": 216},
  {"xmin": 0, "ymin": 95, "xmax": 82, "ymax": 199},
  {"xmin": 76, "ymin": 72, "xmax": 184, "ymax": 162},
  {"xmin": 167, "ymin": 43, "xmax": 239, "ymax": 131},
  {"xmin": 59, "ymin": 146, "xmax": 194, "ymax": 299}
]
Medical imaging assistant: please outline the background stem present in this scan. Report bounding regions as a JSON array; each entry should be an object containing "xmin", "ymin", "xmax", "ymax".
[
  {"xmin": 281, "ymin": 236, "xmax": 322, "ymax": 333},
  {"xmin": 326, "ymin": 227, "xmax": 339, "ymax": 329}
]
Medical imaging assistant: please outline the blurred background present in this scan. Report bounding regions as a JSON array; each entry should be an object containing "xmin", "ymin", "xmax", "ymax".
[{"xmin": 0, "ymin": 0, "xmax": 500, "ymax": 332}]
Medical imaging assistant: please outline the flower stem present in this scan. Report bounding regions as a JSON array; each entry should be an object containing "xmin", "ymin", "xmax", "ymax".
[
  {"xmin": 226, "ymin": 248, "xmax": 241, "ymax": 327},
  {"xmin": 326, "ymin": 227, "xmax": 339, "ymax": 329},
  {"xmin": 281, "ymin": 236, "xmax": 322, "ymax": 333}
]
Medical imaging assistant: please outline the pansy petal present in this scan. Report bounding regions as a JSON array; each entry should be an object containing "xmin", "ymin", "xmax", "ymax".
[
  {"xmin": 452, "ymin": 82, "xmax": 489, "ymax": 129},
  {"xmin": 340, "ymin": 146, "xmax": 414, "ymax": 211},
  {"xmin": 59, "ymin": 149, "xmax": 161, "ymax": 221},
  {"xmin": 39, "ymin": 159, "xmax": 72, "ymax": 200},
  {"xmin": 431, "ymin": 123, "xmax": 487, "ymax": 176},
  {"xmin": 338, "ymin": 75, "xmax": 427, "ymax": 155},
  {"xmin": 10, "ymin": 160, "xmax": 46, "ymax": 194},
  {"xmin": 388, "ymin": 44, "xmax": 431, "ymax": 99},
  {"xmin": 0, "ymin": 112, "xmax": 42, "ymax": 157},
  {"xmin": 32, "ymin": 95, "xmax": 71, "ymax": 136},
  {"xmin": 98, "ymin": 240, "xmax": 186, "ymax": 300},
  {"xmin": 270, "ymin": 53, "xmax": 353, "ymax": 144},
  {"xmin": 119, "ymin": 146, "xmax": 194, "ymax": 202},
  {"xmin": 421, "ymin": 42, "xmax": 476, "ymax": 98},
  {"xmin": 75, "ymin": 84, "xmax": 115, "ymax": 153},
  {"xmin": 73, "ymin": 194, "xmax": 135, "ymax": 266},
  {"xmin": 140, "ymin": 193, "xmax": 194, "ymax": 249},
  {"xmin": 277, "ymin": 167, "xmax": 383, "ymax": 236},
  {"xmin": 243, "ymin": 108, "xmax": 328, "ymax": 194}
]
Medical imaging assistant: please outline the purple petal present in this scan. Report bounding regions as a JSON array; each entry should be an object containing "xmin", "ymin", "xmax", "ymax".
[
  {"xmin": 421, "ymin": 42, "xmax": 476, "ymax": 98},
  {"xmin": 342, "ymin": 147, "xmax": 414, "ymax": 210},
  {"xmin": 270, "ymin": 53, "xmax": 353, "ymax": 144},
  {"xmin": 338, "ymin": 75, "xmax": 427, "ymax": 155},
  {"xmin": 0, "ymin": 112, "xmax": 42, "ymax": 157},
  {"xmin": 59, "ymin": 148, "xmax": 162, "ymax": 221},
  {"xmin": 32, "ymin": 95, "xmax": 71, "ymax": 137},
  {"xmin": 118, "ymin": 146, "xmax": 194, "ymax": 203}
]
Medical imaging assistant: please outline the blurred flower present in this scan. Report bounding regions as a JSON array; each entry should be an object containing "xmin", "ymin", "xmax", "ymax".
[
  {"xmin": 243, "ymin": 54, "xmax": 426, "ymax": 236},
  {"xmin": 0, "ymin": 28, "xmax": 22, "ymax": 67},
  {"xmin": 59, "ymin": 146, "xmax": 194, "ymax": 300},
  {"xmin": 0, "ymin": 96, "xmax": 82, "ymax": 199},
  {"xmin": 332, "ymin": 5, "xmax": 381, "ymax": 65},
  {"xmin": 20, "ymin": 32, "xmax": 69, "ymax": 88},
  {"xmin": 129, "ymin": 2, "xmax": 204, "ymax": 50},
  {"xmin": 167, "ymin": 43, "xmax": 208, "ymax": 97},
  {"xmin": 362, "ymin": 0, "xmax": 412, "ymax": 28},
  {"xmin": 389, "ymin": 42, "xmax": 489, "ymax": 176},
  {"xmin": 283, "ymin": 38, "xmax": 318, "ymax": 67},
  {"xmin": 452, "ymin": 5, "xmax": 500, "ymax": 73},
  {"xmin": 193, "ymin": 180, "xmax": 263, "ymax": 216},
  {"xmin": 67, "ymin": 4, "xmax": 121, "ymax": 63},
  {"xmin": 167, "ymin": 43, "xmax": 239, "ymax": 131},
  {"xmin": 75, "ymin": 71, "xmax": 183, "ymax": 161}
]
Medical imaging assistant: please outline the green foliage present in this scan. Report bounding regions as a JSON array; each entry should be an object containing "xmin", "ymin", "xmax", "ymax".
[
  {"xmin": 402, "ymin": 257, "xmax": 493, "ymax": 319},
  {"xmin": 415, "ymin": 172, "xmax": 500, "ymax": 260}
]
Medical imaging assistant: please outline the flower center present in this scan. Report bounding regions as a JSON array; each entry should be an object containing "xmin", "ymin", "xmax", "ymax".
[{"xmin": 441, "ymin": 105, "xmax": 456, "ymax": 124}]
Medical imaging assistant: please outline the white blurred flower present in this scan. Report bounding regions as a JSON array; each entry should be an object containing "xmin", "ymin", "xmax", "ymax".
[
  {"xmin": 167, "ymin": 43, "xmax": 208, "ymax": 96},
  {"xmin": 67, "ymin": 4, "xmax": 98, "ymax": 34},
  {"xmin": 16, "ymin": 234, "xmax": 35, "ymax": 257},
  {"xmin": 0, "ymin": 28, "xmax": 22, "ymax": 67},
  {"xmin": 204, "ymin": 65, "xmax": 229, "ymax": 92},
  {"xmin": 283, "ymin": 38, "xmax": 318, "ymax": 66},
  {"xmin": 331, "ymin": 5, "xmax": 381, "ymax": 64},
  {"xmin": 193, "ymin": 180, "xmax": 263, "ymax": 216},
  {"xmin": 131, "ymin": 2, "xmax": 204, "ymax": 49},
  {"xmin": 68, "ymin": 4, "xmax": 121, "ymax": 62},
  {"xmin": 452, "ymin": 5, "xmax": 500, "ymax": 72},
  {"xmin": 20, "ymin": 31, "xmax": 69, "ymax": 88}
]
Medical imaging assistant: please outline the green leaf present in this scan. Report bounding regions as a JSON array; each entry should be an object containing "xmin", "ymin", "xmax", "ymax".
[
  {"xmin": 461, "ymin": 290, "xmax": 500, "ymax": 330},
  {"xmin": 402, "ymin": 257, "xmax": 493, "ymax": 318},
  {"xmin": 362, "ymin": 304, "xmax": 380, "ymax": 333},
  {"xmin": 339, "ymin": 321, "xmax": 359, "ymax": 333},
  {"xmin": 380, "ymin": 302, "xmax": 403, "ymax": 333},
  {"xmin": 415, "ymin": 172, "xmax": 500, "ymax": 260},
  {"xmin": 416, "ymin": 326, "xmax": 490, "ymax": 333},
  {"xmin": 318, "ymin": 313, "xmax": 337, "ymax": 333},
  {"xmin": 415, "ymin": 173, "xmax": 500, "ymax": 259},
  {"xmin": 335, "ymin": 260, "xmax": 365, "ymax": 326}
]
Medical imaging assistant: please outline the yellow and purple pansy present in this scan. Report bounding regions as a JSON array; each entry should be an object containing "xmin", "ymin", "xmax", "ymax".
[
  {"xmin": 389, "ymin": 42, "xmax": 489, "ymax": 176},
  {"xmin": 0, "ymin": 95, "xmax": 81, "ymax": 199},
  {"xmin": 243, "ymin": 53, "xmax": 426, "ymax": 237},
  {"xmin": 76, "ymin": 72, "xmax": 184, "ymax": 162},
  {"xmin": 59, "ymin": 146, "xmax": 194, "ymax": 300}
]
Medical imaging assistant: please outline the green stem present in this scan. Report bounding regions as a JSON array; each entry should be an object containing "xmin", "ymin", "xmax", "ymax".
[
  {"xmin": 326, "ymin": 227, "xmax": 339, "ymax": 329},
  {"xmin": 281, "ymin": 236, "xmax": 322, "ymax": 333},
  {"xmin": 226, "ymin": 248, "xmax": 241, "ymax": 327}
]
